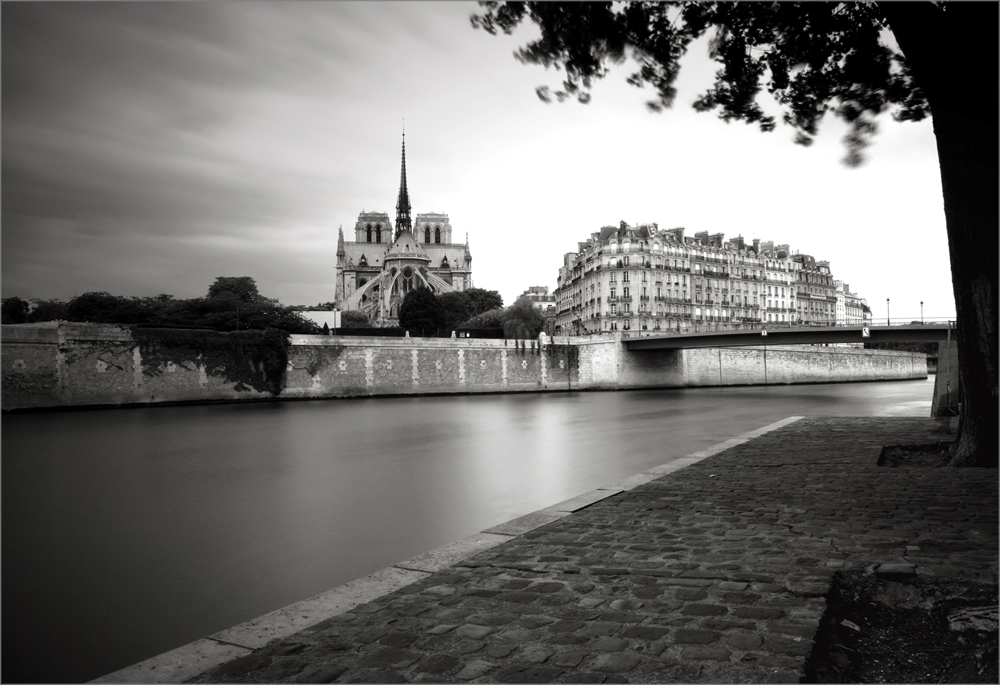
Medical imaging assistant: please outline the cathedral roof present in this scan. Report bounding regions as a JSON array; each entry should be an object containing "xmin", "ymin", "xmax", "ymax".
[{"xmin": 384, "ymin": 229, "xmax": 430, "ymax": 263}]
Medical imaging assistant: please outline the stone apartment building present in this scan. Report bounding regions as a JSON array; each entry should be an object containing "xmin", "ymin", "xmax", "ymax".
[
  {"xmin": 553, "ymin": 222, "xmax": 860, "ymax": 336},
  {"xmin": 835, "ymin": 281, "xmax": 870, "ymax": 326}
]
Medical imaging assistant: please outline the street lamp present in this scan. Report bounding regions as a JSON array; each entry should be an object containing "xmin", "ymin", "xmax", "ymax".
[
  {"xmin": 886, "ymin": 298, "xmax": 890, "ymax": 326},
  {"xmin": 920, "ymin": 300, "xmax": 924, "ymax": 324}
]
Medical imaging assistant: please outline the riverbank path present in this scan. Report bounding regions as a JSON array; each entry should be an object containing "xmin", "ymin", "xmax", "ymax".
[{"xmin": 174, "ymin": 417, "xmax": 997, "ymax": 683}]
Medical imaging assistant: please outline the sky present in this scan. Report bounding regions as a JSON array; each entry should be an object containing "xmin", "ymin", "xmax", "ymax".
[{"xmin": 2, "ymin": 1, "xmax": 955, "ymax": 321}]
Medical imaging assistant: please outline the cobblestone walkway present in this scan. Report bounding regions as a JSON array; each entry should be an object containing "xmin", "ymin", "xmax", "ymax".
[{"xmin": 189, "ymin": 417, "xmax": 997, "ymax": 684}]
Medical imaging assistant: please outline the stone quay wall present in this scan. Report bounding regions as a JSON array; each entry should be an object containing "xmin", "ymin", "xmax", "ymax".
[{"xmin": 1, "ymin": 324, "xmax": 926, "ymax": 411}]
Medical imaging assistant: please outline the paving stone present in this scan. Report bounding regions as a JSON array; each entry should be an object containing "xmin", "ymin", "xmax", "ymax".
[
  {"xmin": 414, "ymin": 653, "xmax": 461, "ymax": 675},
  {"xmin": 764, "ymin": 635, "xmax": 812, "ymax": 658},
  {"xmin": 343, "ymin": 668, "xmax": 408, "ymax": 683},
  {"xmin": 725, "ymin": 633, "xmax": 764, "ymax": 650},
  {"xmin": 580, "ymin": 621, "xmax": 620, "ymax": 637},
  {"xmin": 675, "ymin": 589, "xmax": 708, "ymax": 601},
  {"xmin": 455, "ymin": 659, "xmax": 496, "ymax": 680},
  {"xmin": 680, "ymin": 646, "xmax": 733, "ymax": 661},
  {"xmin": 551, "ymin": 649, "xmax": 589, "ymax": 668},
  {"xmin": 681, "ymin": 603, "xmax": 729, "ymax": 616},
  {"xmin": 591, "ymin": 636, "xmax": 629, "ymax": 652},
  {"xmin": 718, "ymin": 581, "xmax": 750, "ymax": 591},
  {"xmin": 548, "ymin": 619, "xmax": 585, "ymax": 633},
  {"xmin": 520, "ymin": 644, "xmax": 557, "ymax": 663},
  {"xmin": 452, "ymin": 639, "xmax": 486, "ymax": 654},
  {"xmin": 294, "ymin": 663, "xmax": 349, "ymax": 683},
  {"xmin": 493, "ymin": 664, "xmax": 566, "ymax": 682},
  {"xmin": 592, "ymin": 652, "xmax": 643, "ymax": 673},
  {"xmin": 548, "ymin": 633, "xmax": 591, "ymax": 646},
  {"xmin": 486, "ymin": 642, "xmax": 518, "ymax": 658},
  {"xmin": 357, "ymin": 648, "xmax": 421, "ymax": 670},
  {"xmin": 734, "ymin": 607, "xmax": 784, "ymax": 620},
  {"xmin": 674, "ymin": 629, "xmax": 722, "ymax": 644},
  {"xmin": 454, "ymin": 623, "xmax": 493, "ymax": 639},
  {"xmin": 620, "ymin": 625, "xmax": 669, "ymax": 640},
  {"xmin": 379, "ymin": 631, "xmax": 418, "ymax": 648}
]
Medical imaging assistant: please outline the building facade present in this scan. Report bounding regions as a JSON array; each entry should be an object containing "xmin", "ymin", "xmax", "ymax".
[
  {"xmin": 834, "ymin": 281, "xmax": 869, "ymax": 326},
  {"xmin": 553, "ymin": 222, "xmax": 861, "ymax": 336},
  {"xmin": 334, "ymin": 134, "xmax": 472, "ymax": 326}
]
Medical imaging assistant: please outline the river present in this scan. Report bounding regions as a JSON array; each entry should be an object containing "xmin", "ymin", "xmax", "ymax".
[{"xmin": 2, "ymin": 378, "xmax": 934, "ymax": 683}]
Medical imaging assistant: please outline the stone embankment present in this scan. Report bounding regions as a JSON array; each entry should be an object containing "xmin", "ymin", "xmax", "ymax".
[
  {"xmin": 96, "ymin": 417, "xmax": 997, "ymax": 684},
  {"xmin": 2, "ymin": 323, "xmax": 926, "ymax": 410}
]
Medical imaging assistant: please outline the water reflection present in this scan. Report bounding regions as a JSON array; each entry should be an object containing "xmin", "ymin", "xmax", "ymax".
[{"xmin": 2, "ymin": 378, "xmax": 934, "ymax": 682}]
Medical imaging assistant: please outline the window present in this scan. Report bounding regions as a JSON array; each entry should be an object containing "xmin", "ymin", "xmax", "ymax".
[
  {"xmin": 366, "ymin": 224, "xmax": 372, "ymax": 242},
  {"xmin": 623, "ymin": 256, "xmax": 630, "ymax": 266},
  {"xmin": 610, "ymin": 304, "xmax": 617, "ymax": 315},
  {"xmin": 623, "ymin": 287, "xmax": 630, "ymax": 298},
  {"xmin": 424, "ymin": 227, "xmax": 430, "ymax": 243},
  {"xmin": 623, "ymin": 271, "xmax": 630, "ymax": 282},
  {"xmin": 376, "ymin": 225, "xmax": 382, "ymax": 243},
  {"xmin": 434, "ymin": 227, "xmax": 441, "ymax": 243},
  {"xmin": 610, "ymin": 288, "xmax": 616, "ymax": 299}
]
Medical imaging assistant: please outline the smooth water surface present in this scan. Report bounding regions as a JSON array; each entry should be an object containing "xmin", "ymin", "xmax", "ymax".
[{"xmin": 2, "ymin": 378, "xmax": 934, "ymax": 682}]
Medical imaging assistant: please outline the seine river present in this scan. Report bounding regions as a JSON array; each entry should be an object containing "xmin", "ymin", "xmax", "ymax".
[{"xmin": 2, "ymin": 378, "xmax": 933, "ymax": 683}]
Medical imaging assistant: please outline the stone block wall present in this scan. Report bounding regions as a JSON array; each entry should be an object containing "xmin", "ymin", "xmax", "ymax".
[
  {"xmin": 1, "ymin": 324, "xmax": 926, "ymax": 411},
  {"xmin": 678, "ymin": 345, "xmax": 926, "ymax": 387}
]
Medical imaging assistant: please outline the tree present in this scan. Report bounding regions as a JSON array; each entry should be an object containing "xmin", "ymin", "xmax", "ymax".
[
  {"xmin": 340, "ymin": 309, "xmax": 373, "ymax": 328},
  {"xmin": 472, "ymin": 1, "xmax": 997, "ymax": 466},
  {"xmin": 2, "ymin": 297, "xmax": 30, "ymax": 324},
  {"xmin": 27, "ymin": 299, "xmax": 69, "ymax": 323},
  {"xmin": 207, "ymin": 276, "xmax": 260, "ymax": 304},
  {"xmin": 399, "ymin": 287, "xmax": 446, "ymax": 337},
  {"xmin": 503, "ymin": 297, "xmax": 546, "ymax": 339},
  {"xmin": 464, "ymin": 288, "xmax": 504, "ymax": 317},
  {"xmin": 439, "ymin": 291, "xmax": 472, "ymax": 335},
  {"xmin": 462, "ymin": 307, "xmax": 505, "ymax": 330}
]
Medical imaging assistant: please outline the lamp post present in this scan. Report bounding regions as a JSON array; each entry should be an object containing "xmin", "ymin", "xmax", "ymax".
[
  {"xmin": 920, "ymin": 300, "xmax": 924, "ymax": 324},
  {"xmin": 886, "ymin": 298, "xmax": 890, "ymax": 326}
]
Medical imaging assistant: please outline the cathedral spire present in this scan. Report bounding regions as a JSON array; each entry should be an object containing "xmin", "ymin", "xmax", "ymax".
[{"xmin": 395, "ymin": 128, "xmax": 412, "ymax": 238}]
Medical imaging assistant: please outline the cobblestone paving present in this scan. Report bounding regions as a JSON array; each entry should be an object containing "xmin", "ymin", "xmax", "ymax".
[{"xmin": 190, "ymin": 417, "xmax": 998, "ymax": 684}]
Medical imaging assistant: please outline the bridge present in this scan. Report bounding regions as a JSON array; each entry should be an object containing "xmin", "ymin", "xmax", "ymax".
[
  {"xmin": 623, "ymin": 322, "xmax": 956, "ymax": 351},
  {"xmin": 619, "ymin": 321, "xmax": 960, "ymax": 419}
]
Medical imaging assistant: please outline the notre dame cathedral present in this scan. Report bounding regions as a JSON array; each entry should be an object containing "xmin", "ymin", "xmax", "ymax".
[{"xmin": 334, "ymin": 133, "xmax": 473, "ymax": 326}]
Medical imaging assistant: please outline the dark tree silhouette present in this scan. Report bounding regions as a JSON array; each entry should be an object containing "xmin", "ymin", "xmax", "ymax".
[
  {"xmin": 340, "ymin": 310, "xmax": 373, "ymax": 328},
  {"xmin": 463, "ymin": 288, "xmax": 505, "ymax": 317},
  {"xmin": 206, "ymin": 276, "xmax": 261, "ymax": 304},
  {"xmin": 503, "ymin": 297, "xmax": 546, "ymax": 340},
  {"xmin": 439, "ymin": 291, "xmax": 472, "ymax": 335},
  {"xmin": 2, "ymin": 296, "xmax": 30, "ymax": 324},
  {"xmin": 399, "ymin": 287, "xmax": 446, "ymax": 337},
  {"xmin": 472, "ymin": 1, "xmax": 997, "ymax": 466}
]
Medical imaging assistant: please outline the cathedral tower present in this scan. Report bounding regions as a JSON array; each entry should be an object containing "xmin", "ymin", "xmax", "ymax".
[{"xmin": 395, "ymin": 131, "xmax": 412, "ymax": 239}]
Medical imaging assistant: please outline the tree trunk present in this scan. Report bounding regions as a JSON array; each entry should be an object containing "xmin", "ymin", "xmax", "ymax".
[{"xmin": 880, "ymin": 2, "xmax": 998, "ymax": 466}]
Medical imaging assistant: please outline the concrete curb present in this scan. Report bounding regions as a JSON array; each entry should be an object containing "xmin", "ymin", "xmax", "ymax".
[{"xmin": 90, "ymin": 415, "xmax": 804, "ymax": 683}]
